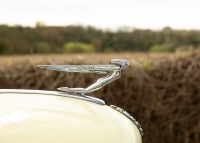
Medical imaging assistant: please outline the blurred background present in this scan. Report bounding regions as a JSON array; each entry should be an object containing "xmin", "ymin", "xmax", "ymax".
[{"xmin": 0, "ymin": 0, "xmax": 200, "ymax": 143}]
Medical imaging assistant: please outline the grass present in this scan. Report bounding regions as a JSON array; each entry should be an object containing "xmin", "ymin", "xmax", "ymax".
[{"xmin": 0, "ymin": 52, "xmax": 176, "ymax": 67}]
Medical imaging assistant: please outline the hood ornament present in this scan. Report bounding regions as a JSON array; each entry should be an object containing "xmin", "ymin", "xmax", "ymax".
[{"xmin": 38, "ymin": 59, "xmax": 129, "ymax": 95}]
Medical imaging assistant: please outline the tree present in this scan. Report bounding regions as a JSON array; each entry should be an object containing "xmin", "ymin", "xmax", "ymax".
[
  {"xmin": 63, "ymin": 42, "xmax": 95, "ymax": 53},
  {"xmin": 0, "ymin": 42, "xmax": 5, "ymax": 54}
]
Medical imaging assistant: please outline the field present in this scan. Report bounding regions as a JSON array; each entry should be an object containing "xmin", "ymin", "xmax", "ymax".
[
  {"xmin": 0, "ymin": 52, "xmax": 200, "ymax": 143},
  {"xmin": 0, "ymin": 52, "xmax": 176, "ymax": 66}
]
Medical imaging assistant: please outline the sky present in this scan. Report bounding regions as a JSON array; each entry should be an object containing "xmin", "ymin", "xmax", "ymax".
[{"xmin": 0, "ymin": 0, "xmax": 200, "ymax": 30}]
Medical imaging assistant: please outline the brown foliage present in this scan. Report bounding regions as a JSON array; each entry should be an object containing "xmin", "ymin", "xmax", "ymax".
[{"xmin": 0, "ymin": 53, "xmax": 200, "ymax": 143}]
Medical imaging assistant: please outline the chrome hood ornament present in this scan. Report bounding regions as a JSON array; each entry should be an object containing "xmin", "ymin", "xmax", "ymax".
[{"xmin": 38, "ymin": 59, "xmax": 129, "ymax": 95}]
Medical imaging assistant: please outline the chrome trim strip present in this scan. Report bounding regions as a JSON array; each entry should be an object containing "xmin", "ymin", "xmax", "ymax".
[
  {"xmin": 110, "ymin": 105, "xmax": 144, "ymax": 136},
  {"xmin": 0, "ymin": 89, "xmax": 105, "ymax": 105}
]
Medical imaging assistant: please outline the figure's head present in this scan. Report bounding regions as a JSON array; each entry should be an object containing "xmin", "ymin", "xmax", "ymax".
[{"xmin": 110, "ymin": 59, "xmax": 129, "ymax": 70}]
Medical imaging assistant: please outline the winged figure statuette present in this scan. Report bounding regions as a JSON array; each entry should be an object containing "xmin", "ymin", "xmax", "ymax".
[{"xmin": 38, "ymin": 59, "xmax": 129, "ymax": 95}]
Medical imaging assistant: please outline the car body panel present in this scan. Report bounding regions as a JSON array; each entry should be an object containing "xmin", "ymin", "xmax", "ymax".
[{"xmin": 0, "ymin": 90, "xmax": 142, "ymax": 143}]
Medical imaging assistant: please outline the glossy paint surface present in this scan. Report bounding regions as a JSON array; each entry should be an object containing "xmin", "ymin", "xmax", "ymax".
[{"xmin": 0, "ymin": 92, "xmax": 142, "ymax": 143}]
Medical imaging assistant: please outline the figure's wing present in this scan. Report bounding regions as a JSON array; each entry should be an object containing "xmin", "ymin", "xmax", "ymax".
[{"xmin": 38, "ymin": 65, "xmax": 120, "ymax": 74}]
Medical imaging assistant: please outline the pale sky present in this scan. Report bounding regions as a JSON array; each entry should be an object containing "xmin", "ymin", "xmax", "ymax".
[{"xmin": 0, "ymin": 0, "xmax": 200, "ymax": 30}]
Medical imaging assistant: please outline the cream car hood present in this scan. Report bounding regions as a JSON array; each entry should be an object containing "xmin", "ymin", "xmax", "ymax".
[{"xmin": 0, "ymin": 90, "xmax": 142, "ymax": 143}]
